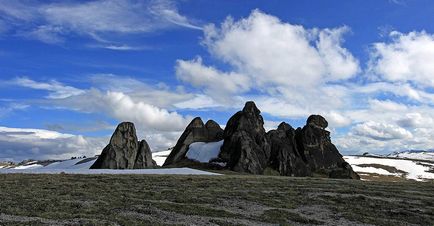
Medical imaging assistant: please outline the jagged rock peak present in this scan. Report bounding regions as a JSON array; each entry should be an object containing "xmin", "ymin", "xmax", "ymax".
[
  {"xmin": 187, "ymin": 117, "xmax": 205, "ymax": 128},
  {"xmin": 277, "ymin": 122, "xmax": 293, "ymax": 131},
  {"xmin": 163, "ymin": 117, "xmax": 224, "ymax": 166},
  {"xmin": 219, "ymin": 101, "xmax": 270, "ymax": 174},
  {"xmin": 90, "ymin": 122, "xmax": 155, "ymax": 169},
  {"xmin": 134, "ymin": 139, "xmax": 156, "ymax": 169},
  {"xmin": 307, "ymin": 115, "xmax": 328, "ymax": 129},
  {"xmin": 205, "ymin": 119, "xmax": 220, "ymax": 128},
  {"xmin": 242, "ymin": 101, "xmax": 261, "ymax": 115}
]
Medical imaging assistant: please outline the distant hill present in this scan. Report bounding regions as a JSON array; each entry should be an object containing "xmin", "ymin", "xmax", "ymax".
[{"xmin": 387, "ymin": 150, "xmax": 434, "ymax": 161}]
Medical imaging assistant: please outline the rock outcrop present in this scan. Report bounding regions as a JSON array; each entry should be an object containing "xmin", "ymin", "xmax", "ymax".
[
  {"xmin": 215, "ymin": 101, "xmax": 359, "ymax": 179},
  {"xmin": 266, "ymin": 122, "xmax": 311, "ymax": 176},
  {"xmin": 134, "ymin": 140, "xmax": 156, "ymax": 169},
  {"xmin": 295, "ymin": 116, "xmax": 360, "ymax": 179},
  {"xmin": 163, "ymin": 117, "xmax": 224, "ymax": 166},
  {"xmin": 91, "ymin": 122, "xmax": 156, "ymax": 169},
  {"xmin": 218, "ymin": 101, "xmax": 271, "ymax": 174}
]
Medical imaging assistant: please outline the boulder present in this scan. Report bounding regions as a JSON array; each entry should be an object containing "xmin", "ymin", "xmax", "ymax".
[
  {"xmin": 134, "ymin": 140, "xmax": 157, "ymax": 169},
  {"xmin": 219, "ymin": 101, "xmax": 271, "ymax": 174},
  {"xmin": 163, "ymin": 117, "xmax": 223, "ymax": 166},
  {"xmin": 90, "ymin": 122, "xmax": 156, "ymax": 169},
  {"xmin": 294, "ymin": 116, "xmax": 359, "ymax": 179},
  {"xmin": 307, "ymin": 115, "xmax": 328, "ymax": 129},
  {"xmin": 266, "ymin": 122, "xmax": 311, "ymax": 176}
]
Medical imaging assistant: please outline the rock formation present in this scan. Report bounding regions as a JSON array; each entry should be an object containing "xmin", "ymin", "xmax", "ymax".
[
  {"xmin": 163, "ymin": 117, "xmax": 224, "ymax": 166},
  {"xmin": 218, "ymin": 101, "xmax": 271, "ymax": 174},
  {"xmin": 215, "ymin": 101, "xmax": 359, "ymax": 179},
  {"xmin": 266, "ymin": 122, "xmax": 311, "ymax": 176},
  {"xmin": 134, "ymin": 140, "xmax": 156, "ymax": 169},
  {"xmin": 91, "ymin": 122, "xmax": 156, "ymax": 169},
  {"xmin": 295, "ymin": 116, "xmax": 360, "ymax": 179}
]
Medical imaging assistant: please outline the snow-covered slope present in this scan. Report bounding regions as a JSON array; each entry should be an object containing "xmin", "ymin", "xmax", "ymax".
[
  {"xmin": 0, "ymin": 157, "xmax": 219, "ymax": 175},
  {"xmin": 152, "ymin": 150, "xmax": 172, "ymax": 166},
  {"xmin": 387, "ymin": 150, "xmax": 434, "ymax": 161},
  {"xmin": 0, "ymin": 167, "xmax": 220, "ymax": 175},
  {"xmin": 186, "ymin": 140, "xmax": 223, "ymax": 163},
  {"xmin": 344, "ymin": 156, "xmax": 434, "ymax": 181},
  {"xmin": 42, "ymin": 158, "xmax": 96, "ymax": 169}
]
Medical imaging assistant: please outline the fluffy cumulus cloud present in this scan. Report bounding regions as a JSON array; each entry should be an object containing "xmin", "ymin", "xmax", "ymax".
[
  {"xmin": 200, "ymin": 10, "xmax": 359, "ymax": 87},
  {"xmin": 200, "ymin": 10, "xmax": 358, "ymax": 87},
  {"xmin": 0, "ymin": 126, "xmax": 107, "ymax": 161},
  {"xmin": 176, "ymin": 10, "xmax": 359, "ymax": 119},
  {"xmin": 352, "ymin": 121, "xmax": 413, "ymax": 141},
  {"xmin": 369, "ymin": 31, "xmax": 434, "ymax": 87},
  {"xmin": 0, "ymin": 0, "xmax": 200, "ymax": 44},
  {"xmin": 103, "ymin": 91, "xmax": 191, "ymax": 131},
  {"xmin": 175, "ymin": 57, "xmax": 250, "ymax": 102}
]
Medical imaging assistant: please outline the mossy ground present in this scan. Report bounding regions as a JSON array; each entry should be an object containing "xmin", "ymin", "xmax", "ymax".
[{"xmin": 0, "ymin": 174, "xmax": 433, "ymax": 225}]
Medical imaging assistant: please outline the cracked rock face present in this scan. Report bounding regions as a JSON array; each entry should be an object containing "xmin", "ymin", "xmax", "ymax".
[
  {"xmin": 219, "ymin": 101, "xmax": 271, "ymax": 174},
  {"xmin": 91, "ymin": 122, "xmax": 156, "ymax": 169},
  {"xmin": 217, "ymin": 102, "xmax": 359, "ymax": 179},
  {"xmin": 306, "ymin": 115, "xmax": 328, "ymax": 129},
  {"xmin": 294, "ymin": 116, "xmax": 359, "ymax": 179},
  {"xmin": 266, "ymin": 122, "xmax": 311, "ymax": 177},
  {"xmin": 163, "ymin": 117, "xmax": 224, "ymax": 166},
  {"xmin": 134, "ymin": 139, "xmax": 156, "ymax": 169}
]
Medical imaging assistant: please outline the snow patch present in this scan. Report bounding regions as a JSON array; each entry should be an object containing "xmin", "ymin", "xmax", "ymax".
[
  {"xmin": 0, "ymin": 167, "xmax": 221, "ymax": 175},
  {"xmin": 43, "ymin": 158, "xmax": 96, "ymax": 170},
  {"xmin": 14, "ymin": 164, "xmax": 44, "ymax": 169},
  {"xmin": 344, "ymin": 156, "xmax": 434, "ymax": 181},
  {"xmin": 0, "ymin": 157, "xmax": 220, "ymax": 175},
  {"xmin": 152, "ymin": 150, "xmax": 172, "ymax": 166},
  {"xmin": 186, "ymin": 140, "xmax": 223, "ymax": 163},
  {"xmin": 350, "ymin": 165, "xmax": 396, "ymax": 176}
]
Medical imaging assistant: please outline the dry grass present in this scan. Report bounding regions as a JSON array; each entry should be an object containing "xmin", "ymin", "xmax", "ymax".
[{"xmin": 0, "ymin": 174, "xmax": 433, "ymax": 226}]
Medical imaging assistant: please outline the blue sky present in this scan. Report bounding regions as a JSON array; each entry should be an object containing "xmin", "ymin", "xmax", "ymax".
[{"xmin": 1, "ymin": 0, "xmax": 434, "ymax": 161}]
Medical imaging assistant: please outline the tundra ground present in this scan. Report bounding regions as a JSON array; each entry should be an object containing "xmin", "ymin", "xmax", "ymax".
[{"xmin": 0, "ymin": 174, "xmax": 433, "ymax": 226}]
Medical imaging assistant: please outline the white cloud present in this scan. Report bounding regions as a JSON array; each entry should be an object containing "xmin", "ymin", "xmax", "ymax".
[
  {"xmin": 0, "ymin": 0, "xmax": 200, "ymax": 44},
  {"xmin": 325, "ymin": 111, "xmax": 352, "ymax": 128},
  {"xmin": 25, "ymin": 25, "xmax": 65, "ymax": 44},
  {"xmin": 396, "ymin": 113, "xmax": 434, "ymax": 129},
  {"xmin": 176, "ymin": 10, "xmax": 359, "ymax": 119},
  {"xmin": 352, "ymin": 121, "xmax": 413, "ymax": 141},
  {"xmin": 351, "ymin": 82, "xmax": 434, "ymax": 104},
  {"xmin": 46, "ymin": 89, "xmax": 191, "ymax": 132},
  {"xmin": 317, "ymin": 27, "xmax": 360, "ymax": 80},
  {"xmin": 200, "ymin": 10, "xmax": 358, "ymax": 89},
  {"xmin": 174, "ymin": 94, "xmax": 223, "ymax": 109},
  {"xmin": 175, "ymin": 57, "xmax": 250, "ymax": 102},
  {"xmin": 148, "ymin": 0, "xmax": 202, "ymax": 30},
  {"xmin": 369, "ymin": 31, "xmax": 434, "ymax": 87},
  {"xmin": 142, "ymin": 131, "xmax": 182, "ymax": 151},
  {"xmin": 13, "ymin": 77, "xmax": 85, "ymax": 99},
  {"xmin": 88, "ymin": 74, "xmax": 193, "ymax": 109},
  {"xmin": 7, "ymin": 75, "xmax": 216, "ymax": 156},
  {"xmin": 0, "ymin": 126, "xmax": 107, "ymax": 162},
  {"xmin": 104, "ymin": 91, "xmax": 191, "ymax": 131},
  {"xmin": 0, "ymin": 103, "xmax": 28, "ymax": 118},
  {"xmin": 100, "ymin": 44, "xmax": 150, "ymax": 51}
]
